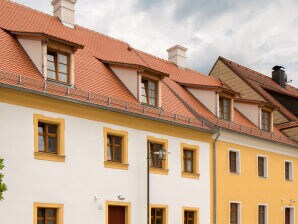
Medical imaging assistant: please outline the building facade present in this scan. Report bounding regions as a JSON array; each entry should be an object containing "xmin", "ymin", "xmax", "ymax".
[{"xmin": 0, "ymin": 1, "xmax": 297, "ymax": 224}]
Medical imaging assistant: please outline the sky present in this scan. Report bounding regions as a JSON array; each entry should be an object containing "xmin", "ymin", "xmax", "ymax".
[{"xmin": 14, "ymin": 0, "xmax": 298, "ymax": 87}]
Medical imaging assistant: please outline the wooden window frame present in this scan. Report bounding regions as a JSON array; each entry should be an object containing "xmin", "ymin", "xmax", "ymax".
[
  {"xmin": 147, "ymin": 136, "xmax": 168, "ymax": 175},
  {"xmin": 33, "ymin": 114, "xmax": 65, "ymax": 162},
  {"xmin": 229, "ymin": 202, "xmax": 241, "ymax": 224},
  {"xmin": 228, "ymin": 149, "xmax": 240, "ymax": 174},
  {"xmin": 33, "ymin": 203, "xmax": 63, "ymax": 224},
  {"xmin": 106, "ymin": 201, "xmax": 131, "ymax": 224},
  {"xmin": 258, "ymin": 204, "xmax": 268, "ymax": 224},
  {"xmin": 182, "ymin": 207, "xmax": 199, "ymax": 224},
  {"xmin": 150, "ymin": 204, "xmax": 168, "ymax": 224},
  {"xmin": 285, "ymin": 160, "xmax": 294, "ymax": 181},
  {"xmin": 140, "ymin": 76, "xmax": 159, "ymax": 108},
  {"xmin": 47, "ymin": 49, "xmax": 70, "ymax": 84},
  {"xmin": 103, "ymin": 127, "xmax": 129, "ymax": 170},
  {"xmin": 219, "ymin": 96, "xmax": 231, "ymax": 121},
  {"xmin": 261, "ymin": 109, "xmax": 272, "ymax": 132},
  {"xmin": 257, "ymin": 155, "xmax": 268, "ymax": 178},
  {"xmin": 181, "ymin": 143, "xmax": 200, "ymax": 179}
]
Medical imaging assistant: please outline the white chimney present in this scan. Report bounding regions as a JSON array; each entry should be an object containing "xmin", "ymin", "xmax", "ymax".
[
  {"xmin": 51, "ymin": 0, "xmax": 76, "ymax": 28},
  {"xmin": 167, "ymin": 45, "xmax": 187, "ymax": 68}
]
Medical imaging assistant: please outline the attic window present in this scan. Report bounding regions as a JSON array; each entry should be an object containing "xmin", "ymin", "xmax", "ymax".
[
  {"xmin": 219, "ymin": 96, "xmax": 231, "ymax": 121},
  {"xmin": 47, "ymin": 50, "xmax": 70, "ymax": 84},
  {"xmin": 261, "ymin": 110, "xmax": 271, "ymax": 132},
  {"xmin": 141, "ymin": 78, "xmax": 158, "ymax": 107}
]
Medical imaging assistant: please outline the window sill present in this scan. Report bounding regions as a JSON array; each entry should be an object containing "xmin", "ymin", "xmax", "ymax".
[
  {"xmin": 285, "ymin": 179, "xmax": 294, "ymax": 182},
  {"xmin": 104, "ymin": 161, "xmax": 129, "ymax": 170},
  {"xmin": 34, "ymin": 152, "xmax": 65, "ymax": 162},
  {"xmin": 258, "ymin": 176, "xmax": 268, "ymax": 179},
  {"xmin": 229, "ymin": 172, "xmax": 240, "ymax": 175},
  {"xmin": 181, "ymin": 172, "xmax": 200, "ymax": 179},
  {"xmin": 149, "ymin": 167, "xmax": 169, "ymax": 175}
]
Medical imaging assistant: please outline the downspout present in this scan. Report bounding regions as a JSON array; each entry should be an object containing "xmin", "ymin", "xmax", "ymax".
[{"xmin": 213, "ymin": 127, "xmax": 221, "ymax": 224}]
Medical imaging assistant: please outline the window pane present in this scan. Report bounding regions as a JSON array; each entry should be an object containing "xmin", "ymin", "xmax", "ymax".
[
  {"xmin": 142, "ymin": 96, "xmax": 147, "ymax": 104},
  {"xmin": 58, "ymin": 54, "xmax": 67, "ymax": 64},
  {"xmin": 156, "ymin": 220, "xmax": 162, "ymax": 224},
  {"xmin": 37, "ymin": 221, "xmax": 44, "ymax": 224},
  {"xmin": 149, "ymin": 90, "xmax": 156, "ymax": 97},
  {"xmin": 156, "ymin": 208, "xmax": 163, "ymax": 216},
  {"xmin": 58, "ymin": 73, "xmax": 67, "ymax": 83},
  {"xmin": 38, "ymin": 124, "xmax": 45, "ymax": 133},
  {"xmin": 186, "ymin": 160, "xmax": 192, "ymax": 172},
  {"xmin": 47, "ymin": 70, "xmax": 56, "ymax": 80},
  {"xmin": 48, "ymin": 125, "xmax": 57, "ymax": 134},
  {"xmin": 107, "ymin": 146, "xmax": 112, "ymax": 161},
  {"xmin": 47, "ymin": 54, "xmax": 54, "ymax": 61},
  {"xmin": 114, "ymin": 136, "xmax": 122, "ymax": 145},
  {"xmin": 59, "ymin": 64, "xmax": 67, "ymax": 74},
  {"xmin": 48, "ymin": 137, "xmax": 57, "ymax": 153},
  {"xmin": 149, "ymin": 98, "xmax": 156, "ymax": 106},
  {"xmin": 47, "ymin": 61, "xmax": 55, "ymax": 71},
  {"xmin": 149, "ymin": 81, "xmax": 156, "ymax": 90},
  {"xmin": 38, "ymin": 208, "xmax": 45, "ymax": 217},
  {"xmin": 46, "ymin": 221, "xmax": 55, "ymax": 224},
  {"xmin": 114, "ymin": 147, "xmax": 121, "ymax": 162},
  {"xmin": 46, "ymin": 208, "xmax": 56, "ymax": 218},
  {"xmin": 38, "ymin": 135, "xmax": 45, "ymax": 151}
]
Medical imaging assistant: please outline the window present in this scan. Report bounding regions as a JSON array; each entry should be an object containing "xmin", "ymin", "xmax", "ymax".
[
  {"xmin": 107, "ymin": 135, "xmax": 122, "ymax": 163},
  {"xmin": 230, "ymin": 202, "xmax": 240, "ymax": 224},
  {"xmin": 148, "ymin": 136, "xmax": 168, "ymax": 175},
  {"xmin": 103, "ymin": 127, "xmax": 128, "ymax": 170},
  {"xmin": 38, "ymin": 123, "xmax": 58, "ymax": 154},
  {"xmin": 285, "ymin": 161, "xmax": 293, "ymax": 181},
  {"xmin": 258, "ymin": 205, "xmax": 267, "ymax": 224},
  {"xmin": 261, "ymin": 110, "xmax": 271, "ymax": 132},
  {"xmin": 47, "ymin": 50, "xmax": 69, "ymax": 84},
  {"xmin": 229, "ymin": 150, "xmax": 240, "ymax": 174},
  {"xmin": 141, "ymin": 78, "xmax": 158, "ymax": 107},
  {"xmin": 258, "ymin": 156, "xmax": 268, "ymax": 178},
  {"xmin": 150, "ymin": 205, "xmax": 168, "ymax": 224},
  {"xmin": 182, "ymin": 207, "xmax": 199, "ymax": 224},
  {"xmin": 181, "ymin": 143, "xmax": 199, "ymax": 179},
  {"xmin": 33, "ymin": 203, "xmax": 63, "ymax": 224},
  {"xmin": 219, "ymin": 96, "xmax": 231, "ymax": 120},
  {"xmin": 33, "ymin": 114, "xmax": 65, "ymax": 162}
]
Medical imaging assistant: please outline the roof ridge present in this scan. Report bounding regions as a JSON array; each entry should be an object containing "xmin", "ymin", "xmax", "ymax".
[
  {"xmin": 5, "ymin": 0, "xmax": 53, "ymax": 19},
  {"xmin": 76, "ymin": 25, "xmax": 131, "ymax": 46},
  {"xmin": 136, "ymin": 48, "xmax": 222, "ymax": 82}
]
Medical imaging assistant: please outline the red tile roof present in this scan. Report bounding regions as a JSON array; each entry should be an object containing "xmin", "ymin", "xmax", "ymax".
[{"xmin": 0, "ymin": 0, "xmax": 296, "ymax": 146}]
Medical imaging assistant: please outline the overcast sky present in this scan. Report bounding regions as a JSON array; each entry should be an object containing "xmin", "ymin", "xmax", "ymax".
[{"xmin": 14, "ymin": 0, "xmax": 298, "ymax": 87}]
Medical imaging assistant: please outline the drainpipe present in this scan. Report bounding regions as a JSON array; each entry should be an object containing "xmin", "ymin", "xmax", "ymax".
[{"xmin": 213, "ymin": 127, "xmax": 221, "ymax": 224}]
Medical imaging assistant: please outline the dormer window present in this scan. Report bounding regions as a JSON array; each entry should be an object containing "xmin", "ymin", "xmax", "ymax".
[
  {"xmin": 47, "ymin": 50, "xmax": 70, "ymax": 84},
  {"xmin": 261, "ymin": 109, "xmax": 271, "ymax": 132},
  {"xmin": 141, "ymin": 78, "xmax": 158, "ymax": 107},
  {"xmin": 219, "ymin": 96, "xmax": 231, "ymax": 120}
]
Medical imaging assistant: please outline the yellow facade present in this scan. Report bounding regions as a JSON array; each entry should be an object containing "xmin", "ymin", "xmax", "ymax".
[{"xmin": 216, "ymin": 140, "xmax": 298, "ymax": 223}]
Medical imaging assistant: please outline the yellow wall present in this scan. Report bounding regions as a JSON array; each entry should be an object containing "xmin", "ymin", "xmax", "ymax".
[{"xmin": 216, "ymin": 140, "xmax": 298, "ymax": 223}]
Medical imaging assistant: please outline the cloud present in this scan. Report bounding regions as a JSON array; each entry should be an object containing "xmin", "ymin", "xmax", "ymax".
[{"xmin": 13, "ymin": 0, "xmax": 298, "ymax": 87}]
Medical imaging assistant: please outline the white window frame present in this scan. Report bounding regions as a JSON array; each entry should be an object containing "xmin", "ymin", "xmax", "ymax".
[
  {"xmin": 257, "ymin": 155, "xmax": 268, "ymax": 178},
  {"xmin": 284, "ymin": 206, "xmax": 295, "ymax": 224},
  {"xmin": 257, "ymin": 204, "xmax": 268, "ymax": 224},
  {"xmin": 229, "ymin": 201, "xmax": 241, "ymax": 224},
  {"xmin": 228, "ymin": 149, "xmax": 241, "ymax": 174},
  {"xmin": 285, "ymin": 160, "xmax": 294, "ymax": 181}
]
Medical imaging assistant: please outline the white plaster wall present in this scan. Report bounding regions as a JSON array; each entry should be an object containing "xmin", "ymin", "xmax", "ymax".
[
  {"xmin": 0, "ymin": 102, "xmax": 211, "ymax": 224},
  {"xmin": 110, "ymin": 66, "xmax": 138, "ymax": 99},
  {"xmin": 234, "ymin": 102, "xmax": 259, "ymax": 126},
  {"xmin": 18, "ymin": 38, "xmax": 43, "ymax": 74},
  {"xmin": 188, "ymin": 88, "xmax": 217, "ymax": 114}
]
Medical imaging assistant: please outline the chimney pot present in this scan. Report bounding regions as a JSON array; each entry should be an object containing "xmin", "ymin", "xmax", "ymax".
[
  {"xmin": 167, "ymin": 45, "xmax": 187, "ymax": 68},
  {"xmin": 51, "ymin": 0, "xmax": 76, "ymax": 28},
  {"xmin": 272, "ymin": 65, "xmax": 287, "ymax": 87}
]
